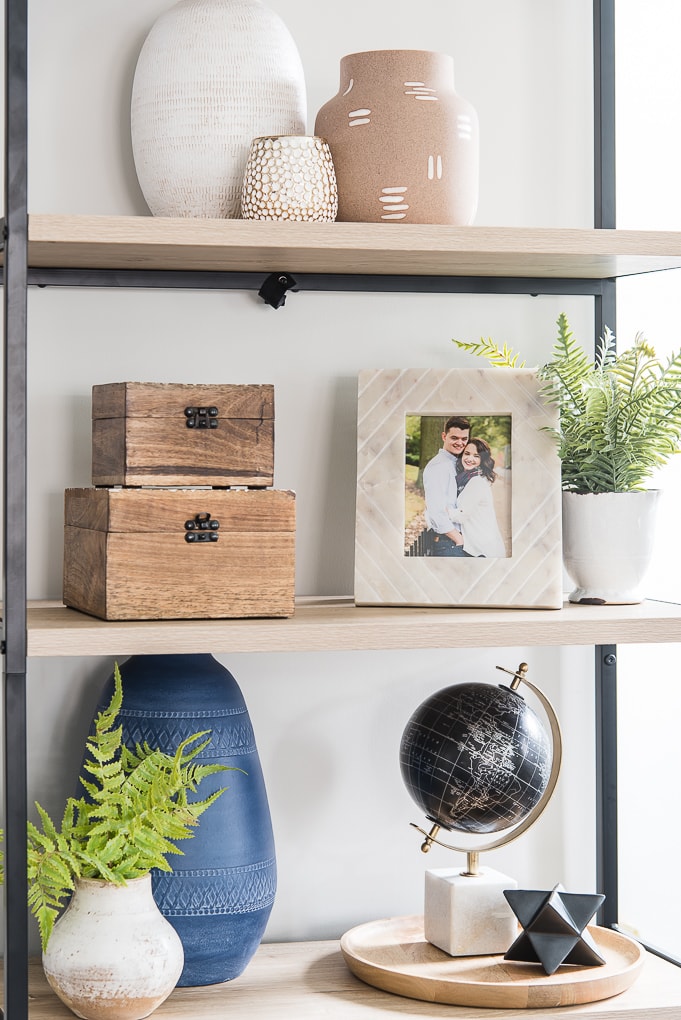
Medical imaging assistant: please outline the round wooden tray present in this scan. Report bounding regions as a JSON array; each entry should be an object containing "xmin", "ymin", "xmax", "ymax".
[{"xmin": 340, "ymin": 915, "xmax": 644, "ymax": 1009}]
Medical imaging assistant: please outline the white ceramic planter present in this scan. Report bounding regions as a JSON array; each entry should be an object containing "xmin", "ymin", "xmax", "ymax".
[
  {"xmin": 562, "ymin": 490, "xmax": 661, "ymax": 605},
  {"xmin": 131, "ymin": 0, "xmax": 307, "ymax": 218},
  {"xmin": 42, "ymin": 875, "xmax": 184, "ymax": 1020}
]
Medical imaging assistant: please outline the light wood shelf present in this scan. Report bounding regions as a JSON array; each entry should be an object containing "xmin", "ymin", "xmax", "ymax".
[
  {"xmin": 21, "ymin": 596, "xmax": 681, "ymax": 657},
  {"xmin": 24, "ymin": 214, "xmax": 681, "ymax": 278},
  {"xmin": 17, "ymin": 939, "xmax": 681, "ymax": 1019}
]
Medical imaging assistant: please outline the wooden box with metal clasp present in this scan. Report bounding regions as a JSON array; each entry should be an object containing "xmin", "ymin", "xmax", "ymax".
[
  {"xmin": 91, "ymin": 382, "xmax": 275, "ymax": 487},
  {"xmin": 63, "ymin": 487, "xmax": 295, "ymax": 620}
]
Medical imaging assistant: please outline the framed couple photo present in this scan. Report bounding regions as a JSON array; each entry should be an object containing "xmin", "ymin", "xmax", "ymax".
[{"xmin": 354, "ymin": 367, "xmax": 563, "ymax": 609}]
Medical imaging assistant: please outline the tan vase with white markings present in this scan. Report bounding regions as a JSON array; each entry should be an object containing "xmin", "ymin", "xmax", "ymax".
[{"xmin": 314, "ymin": 49, "xmax": 478, "ymax": 224}]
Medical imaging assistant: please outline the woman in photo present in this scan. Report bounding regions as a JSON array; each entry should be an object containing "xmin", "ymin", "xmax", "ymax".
[{"xmin": 447, "ymin": 438, "xmax": 506, "ymax": 558}]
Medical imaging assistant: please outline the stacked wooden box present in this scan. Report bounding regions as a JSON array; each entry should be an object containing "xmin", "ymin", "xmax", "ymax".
[{"xmin": 63, "ymin": 382, "xmax": 295, "ymax": 620}]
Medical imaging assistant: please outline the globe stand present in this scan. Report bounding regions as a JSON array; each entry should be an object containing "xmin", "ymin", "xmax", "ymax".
[
  {"xmin": 423, "ymin": 862, "xmax": 519, "ymax": 956},
  {"xmin": 404, "ymin": 663, "xmax": 562, "ymax": 959}
]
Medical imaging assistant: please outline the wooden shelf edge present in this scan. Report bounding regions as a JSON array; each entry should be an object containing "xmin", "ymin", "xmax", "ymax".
[
  {"xmin": 19, "ymin": 596, "xmax": 681, "ymax": 657},
  {"xmin": 14, "ymin": 937, "xmax": 681, "ymax": 1019},
  {"xmin": 24, "ymin": 214, "xmax": 681, "ymax": 278}
]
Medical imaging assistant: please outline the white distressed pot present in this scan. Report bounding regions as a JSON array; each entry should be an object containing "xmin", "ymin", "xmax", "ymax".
[
  {"xmin": 42, "ymin": 875, "xmax": 184, "ymax": 1020},
  {"xmin": 131, "ymin": 0, "xmax": 307, "ymax": 218},
  {"xmin": 562, "ymin": 490, "xmax": 661, "ymax": 605}
]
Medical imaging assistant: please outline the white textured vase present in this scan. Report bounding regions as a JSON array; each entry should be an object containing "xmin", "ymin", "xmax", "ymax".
[
  {"xmin": 42, "ymin": 875, "xmax": 184, "ymax": 1020},
  {"xmin": 131, "ymin": 0, "xmax": 307, "ymax": 218},
  {"xmin": 241, "ymin": 135, "xmax": 338, "ymax": 221},
  {"xmin": 562, "ymin": 490, "xmax": 661, "ymax": 605}
]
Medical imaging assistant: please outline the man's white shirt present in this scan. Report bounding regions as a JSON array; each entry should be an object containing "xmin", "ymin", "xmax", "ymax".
[{"xmin": 422, "ymin": 448, "xmax": 461, "ymax": 534}]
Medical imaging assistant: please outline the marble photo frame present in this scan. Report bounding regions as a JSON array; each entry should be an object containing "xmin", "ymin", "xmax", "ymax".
[{"xmin": 354, "ymin": 368, "xmax": 563, "ymax": 609}]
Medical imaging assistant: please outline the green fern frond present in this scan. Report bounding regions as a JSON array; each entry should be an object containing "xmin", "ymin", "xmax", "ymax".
[
  {"xmin": 31, "ymin": 904, "xmax": 61, "ymax": 953},
  {"xmin": 84, "ymin": 724, "xmax": 123, "ymax": 761},
  {"xmin": 78, "ymin": 855, "xmax": 124, "ymax": 884},
  {"xmin": 82, "ymin": 760, "xmax": 125, "ymax": 783},
  {"xmin": 16, "ymin": 660, "xmax": 233, "ymax": 952},
  {"xmin": 455, "ymin": 312, "xmax": 681, "ymax": 492},
  {"xmin": 452, "ymin": 336, "xmax": 526, "ymax": 368},
  {"xmin": 594, "ymin": 323, "xmax": 617, "ymax": 370},
  {"xmin": 26, "ymin": 818, "xmax": 81, "ymax": 950}
]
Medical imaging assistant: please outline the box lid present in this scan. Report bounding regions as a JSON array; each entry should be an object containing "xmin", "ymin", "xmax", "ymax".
[{"xmin": 92, "ymin": 382, "xmax": 274, "ymax": 420}]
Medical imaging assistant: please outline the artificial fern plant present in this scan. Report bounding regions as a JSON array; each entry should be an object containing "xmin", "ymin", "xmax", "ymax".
[
  {"xmin": 454, "ymin": 312, "xmax": 681, "ymax": 493},
  {"xmin": 21, "ymin": 662, "xmax": 231, "ymax": 951}
]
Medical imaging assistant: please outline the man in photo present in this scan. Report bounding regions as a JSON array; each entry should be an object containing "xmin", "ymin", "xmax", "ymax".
[{"xmin": 422, "ymin": 415, "xmax": 470, "ymax": 557}]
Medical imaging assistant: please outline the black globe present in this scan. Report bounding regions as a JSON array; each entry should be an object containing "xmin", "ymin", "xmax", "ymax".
[{"xmin": 400, "ymin": 682, "xmax": 551, "ymax": 835}]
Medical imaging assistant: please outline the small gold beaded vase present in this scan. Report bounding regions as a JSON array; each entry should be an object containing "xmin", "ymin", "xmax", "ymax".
[{"xmin": 241, "ymin": 135, "xmax": 338, "ymax": 221}]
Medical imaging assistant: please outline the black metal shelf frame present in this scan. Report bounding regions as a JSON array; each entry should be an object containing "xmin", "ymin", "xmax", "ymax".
[
  {"xmin": 593, "ymin": 0, "xmax": 618, "ymax": 932},
  {"xmin": 1, "ymin": 2, "xmax": 620, "ymax": 1017},
  {"xmin": 24, "ymin": 268, "xmax": 616, "ymax": 296},
  {"xmin": 3, "ymin": 0, "xmax": 29, "ymax": 1017}
]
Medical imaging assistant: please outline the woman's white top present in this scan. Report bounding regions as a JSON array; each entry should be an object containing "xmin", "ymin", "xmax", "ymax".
[{"xmin": 447, "ymin": 475, "xmax": 506, "ymax": 558}]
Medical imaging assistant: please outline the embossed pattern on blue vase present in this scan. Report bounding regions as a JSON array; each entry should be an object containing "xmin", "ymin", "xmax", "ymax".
[{"xmin": 95, "ymin": 654, "xmax": 276, "ymax": 986}]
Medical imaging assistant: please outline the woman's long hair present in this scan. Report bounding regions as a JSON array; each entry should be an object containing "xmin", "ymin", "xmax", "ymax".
[{"xmin": 465, "ymin": 438, "xmax": 497, "ymax": 483}]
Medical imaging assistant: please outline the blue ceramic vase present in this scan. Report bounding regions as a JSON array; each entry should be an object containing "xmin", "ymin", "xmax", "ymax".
[{"xmin": 93, "ymin": 654, "xmax": 276, "ymax": 986}]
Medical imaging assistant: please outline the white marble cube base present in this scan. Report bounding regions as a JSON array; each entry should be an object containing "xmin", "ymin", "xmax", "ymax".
[{"xmin": 424, "ymin": 866, "xmax": 518, "ymax": 957}]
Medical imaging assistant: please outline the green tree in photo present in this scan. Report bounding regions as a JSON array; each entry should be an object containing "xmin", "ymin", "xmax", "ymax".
[
  {"xmin": 469, "ymin": 415, "xmax": 511, "ymax": 466},
  {"xmin": 416, "ymin": 415, "xmax": 446, "ymax": 490},
  {"xmin": 405, "ymin": 415, "xmax": 421, "ymax": 466}
]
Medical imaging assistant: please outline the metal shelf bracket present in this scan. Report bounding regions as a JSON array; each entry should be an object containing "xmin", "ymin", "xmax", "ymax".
[{"xmin": 258, "ymin": 271, "xmax": 298, "ymax": 308}]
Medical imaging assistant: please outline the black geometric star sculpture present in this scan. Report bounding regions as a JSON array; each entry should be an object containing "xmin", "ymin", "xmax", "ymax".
[{"xmin": 503, "ymin": 884, "xmax": 606, "ymax": 975}]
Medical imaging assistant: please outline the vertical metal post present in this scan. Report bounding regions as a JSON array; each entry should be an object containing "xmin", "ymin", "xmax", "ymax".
[
  {"xmin": 594, "ymin": 0, "xmax": 619, "ymax": 930},
  {"xmin": 595, "ymin": 646, "xmax": 618, "ymax": 927},
  {"xmin": 3, "ymin": 0, "xmax": 30, "ymax": 1015},
  {"xmin": 594, "ymin": 0, "xmax": 616, "ymax": 231}
]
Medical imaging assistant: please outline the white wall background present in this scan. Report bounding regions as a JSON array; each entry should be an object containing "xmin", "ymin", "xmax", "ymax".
[
  {"xmin": 614, "ymin": 0, "xmax": 681, "ymax": 953},
  {"xmin": 7, "ymin": 0, "xmax": 606, "ymax": 952}
]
